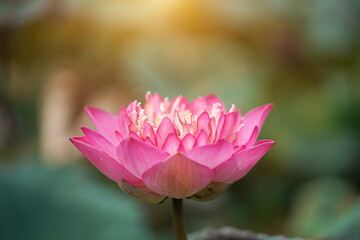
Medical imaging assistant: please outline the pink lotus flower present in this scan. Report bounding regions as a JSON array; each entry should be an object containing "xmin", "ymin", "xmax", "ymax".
[{"xmin": 70, "ymin": 92, "xmax": 274, "ymax": 202}]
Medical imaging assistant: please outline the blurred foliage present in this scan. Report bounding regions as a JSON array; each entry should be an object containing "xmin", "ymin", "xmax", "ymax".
[
  {"xmin": 1, "ymin": 0, "xmax": 360, "ymax": 239},
  {"xmin": 0, "ymin": 159, "xmax": 156, "ymax": 240},
  {"xmin": 286, "ymin": 177, "xmax": 357, "ymax": 238},
  {"xmin": 327, "ymin": 199, "xmax": 360, "ymax": 240}
]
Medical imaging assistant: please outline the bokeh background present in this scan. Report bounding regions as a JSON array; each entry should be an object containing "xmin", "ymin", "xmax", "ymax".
[{"xmin": 1, "ymin": 0, "xmax": 360, "ymax": 239}]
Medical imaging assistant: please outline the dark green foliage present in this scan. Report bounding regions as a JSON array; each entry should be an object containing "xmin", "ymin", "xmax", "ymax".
[{"xmin": 0, "ymin": 161, "xmax": 155, "ymax": 240}]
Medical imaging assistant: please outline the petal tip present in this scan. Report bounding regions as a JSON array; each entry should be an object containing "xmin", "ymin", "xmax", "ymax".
[
  {"xmin": 69, "ymin": 136, "xmax": 83, "ymax": 143},
  {"xmin": 84, "ymin": 106, "xmax": 95, "ymax": 114},
  {"xmin": 80, "ymin": 126, "xmax": 92, "ymax": 134},
  {"xmin": 123, "ymin": 135, "xmax": 141, "ymax": 144},
  {"xmin": 265, "ymin": 103, "xmax": 274, "ymax": 112},
  {"xmin": 261, "ymin": 139, "xmax": 276, "ymax": 146}
]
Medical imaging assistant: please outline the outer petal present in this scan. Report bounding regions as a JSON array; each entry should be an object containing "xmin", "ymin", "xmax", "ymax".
[
  {"xmin": 115, "ymin": 131, "xmax": 123, "ymax": 142},
  {"xmin": 70, "ymin": 137, "xmax": 142, "ymax": 185},
  {"xmin": 156, "ymin": 117, "xmax": 176, "ymax": 148},
  {"xmin": 187, "ymin": 140, "xmax": 234, "ymax": 169},
  {"xmin": 118, "ymin": 137, "xmax": 169, "ymax": 178},
  {"xmin": 245, "ymin": 104, "xmax": 273, "ymax": 129},
  {"xmin": 142, "ymin": 153, "xmax": 214, "ymax": 199},
  {"xmin": 236, "ymin": 104, "xmax": 273, "ymax": 146},
  {"xmin": 81, "ymin": 127, "xmax": 116, "ymax": 159},
  {"xmin": 213, "ymin": 140, "xmax": 275, "ymax": 182},
  {"xmin": 255, "ymin": 140, "xmax": 271, "ymax": 145},
  {"xmin": 85, "ymin": 107, "xmax": 120, "ymax": 145}
]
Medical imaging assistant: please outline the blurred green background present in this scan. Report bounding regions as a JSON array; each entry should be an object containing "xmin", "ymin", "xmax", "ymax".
[{"xmin": 1, "ymin": 0, "xmax": 360, "ymax": 239}]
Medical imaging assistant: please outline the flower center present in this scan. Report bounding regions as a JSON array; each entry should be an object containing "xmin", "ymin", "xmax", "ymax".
[
  {"xmin": 127, "ymin": 100, "xmax": 227, "ymax": 141},
  {"xmin": 125, "ymin": 95, "xmax": 242, "ymax": 144}
]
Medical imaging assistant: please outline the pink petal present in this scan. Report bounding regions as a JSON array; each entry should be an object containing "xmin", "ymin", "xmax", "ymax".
[
  {"xmin": 118, "ymin": 107, "xmax": 132, "ymax": 138},
  {"xmin": 218, "ymin": 112, "xmax": 236, "ymax": 140},
  {"xmin": 255, "ymin": 140, "xmax": 271, "ymax": 145},
  {"xmin": 215, "ymin": 113, "xmax": 225, "ymax": 141},
  {"xmin": 144, "ymin": 92, "xmax": 163, "ymax": 122},
  {"xmin": 209, "ymin": 116, "xmax": 217, "ymax": 142},
  {"xmin": 129, "ymin": 131, "xmax": 143, "ymax": 141},
  {"xmin": 195, "ymin": 130, "xmax": 208, "ymax": 147},
  {"xmin": 233, "ymin": 110, "xmax": 242, "ymax": 130},
  {"xmin": 236, "ymin": 104, "xmax": 273, "ymax": 146},
  {"xmin": 170, "ymin": 96, "xmax": 188, "ymax": 113},
  {"xmin": 70, "ymin": 137, "xmax": 142, "ymax": 186},
  {"xmin": 126, "ymin": 100, "xmax": 139, "ymax": 112},
  {"xmin": 179, "ymin": 134, "xmax": 196, "ymax": 153},
  {"xmin": 244, "ymin": 126, "xmax": 259, "ymax": 148},
  {"xmin": 118, "ymin": 137, "xmax": 169, "ymax": 178},
  {"xmin": 85, "ymin": 107, "xmax": 120, "ymax": 145},
  {"xmin": 144, "ymin": 137, "xmax": 156, "ymax": 146},
  {"xmin": 156, "ymin": 116, "xmax": 176, "ymax": 148},
  {"xmin": 204, "ymin": 94, "xmax": 225, "ymax": 111},
  {"xmin": 189, "ymin": 95, "xmax": 225, "ymax": 113},
  {"xmin": 115, "ymin": 131, "xmax": 123, "ymax": 143},
  {"xmin": 143, "ymin": 122, "xmax": 157, "ymax": 145},
  {"xmin": 246, "ymin": 104, "xmax": 273, "ymax": 129},
  {"xmin": 188, "ymin": 97, "xmax": 207, "ymax": 113},
  {"xmin": 142, "ymin": 153, "xmax": 214, "ymax": 199},
  {"xmin": 213, "ymin": 140, "xmax": 275, "ymax": 182},
  {"xmin": 187, "ymin": 140, "xmax": 234, "ymax": 169},
  {"xmin": 81, "ymin": 127, "xmax": 116, "ymax": 159},
  {"xmin": 195, "ymin": 112, "xmax": 211, "ymax": 137},
  {"xmin": 71, "ymin": 136, "xmax": 91, "ymax": 145},
  {"xmin": 162, "ymin": 133, "xmax": 181, "ymax": 155}
]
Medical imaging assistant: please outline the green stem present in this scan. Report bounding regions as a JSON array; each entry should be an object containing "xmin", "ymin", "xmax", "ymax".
[{"xmin": 171, "ymin": 198, "xmax": 187, "ymax": 240}]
